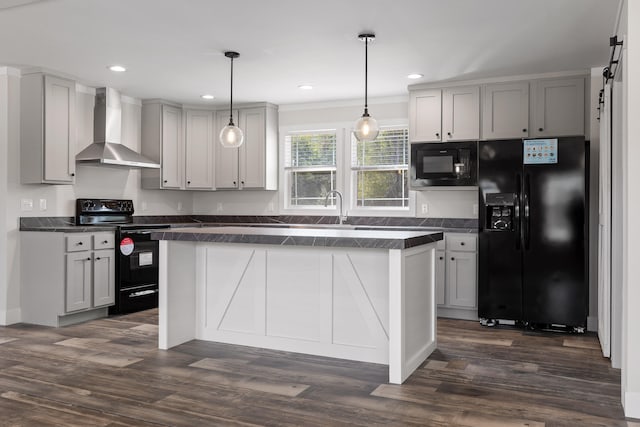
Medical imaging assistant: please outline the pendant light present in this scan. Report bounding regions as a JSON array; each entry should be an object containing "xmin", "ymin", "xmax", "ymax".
[
  {"xmin": 354, "ymin": 33, "xmax": 379, "ymax": 142},
  {"xmin": 219, "ymin": 51, "xmax": 244, "ymax": 148}
]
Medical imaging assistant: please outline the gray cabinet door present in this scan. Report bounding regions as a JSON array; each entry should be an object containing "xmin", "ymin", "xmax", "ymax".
[
  {"xmin": 239, "ymin": 107, "xmax": 266, "ymax": 189},
  {"xmin": 482, "ymin": 82, "xmax": 529, "ymax": 139},
  {"xmin": 185, "ymin": 110, "xmax": 214, "ymax": 190},
  {"xmin": 93, "ymin": 250, "xmax": 115, "ymax": 307},
  {"xmin": 215, "ymin": 109, "xmax": 240, "ymax": 189},
  {"xmin": 409, "ymin": 90, "xmax": 442, "ymax": 142},
  {"xmin": 43, "ymin": 75, "xmax": 76, "ymax": 183},
  {"xmin": 531, "ymin": 77, "xmax": 585, "ymax": 137},
  {"xmin": 161, "ymin": 105, "xmax": 183, "ymax": 189},
  {"xmin": 446, "ymin": 251, "xmax": 477, "ymax": 308},
  {"xmin": 442, "ymin": 86, "xmax": 480, "ymax": 141},
  {"xmin": 65, "ymin": 252, "xmax": 92, "ymax": 312}
]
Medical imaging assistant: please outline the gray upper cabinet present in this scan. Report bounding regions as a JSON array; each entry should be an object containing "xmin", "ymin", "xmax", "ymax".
[
  {"xmin": 185, "ymin": 109, "xmax": 215, "ymax": 190},
  {"xmin": 442, "ymin": 86, "xmax": 480, "ymax": 141},
  {"xmin": 141, "ymin": 101, "xmax": 183, "ymax": 190},
  {"xmin": 215, "ymin": 104, "xmax": 278, "ymax": 190},
  {"xmin": 482, "ymin": 81, "xmax": 530, "ymax": 139},
  {"xmin": 21, "ymin": 73, "xmax": 76, "ymax": 184},
  {"xmin": 531, "ymin": 77, "xmax": 585, "ymax": 137},
  {"xmin": 409, "ymin": 86, "xmax": 479, "ymax": 142},
  {"xmin": 409, "ymin": 89, "xmax": 442, "ymax": 142}
]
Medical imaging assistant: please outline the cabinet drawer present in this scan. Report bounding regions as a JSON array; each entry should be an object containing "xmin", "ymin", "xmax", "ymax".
[
  {"xmin": 446, "ymin": 234, "xmax": 477, "ymax": 252},
  {"xmin": 93, "ymin": 233, "xmax": 115, "ymax": 250},
  {"xmin": 65, "ymin": 234, "xmax": 91, "ymax": 252}
]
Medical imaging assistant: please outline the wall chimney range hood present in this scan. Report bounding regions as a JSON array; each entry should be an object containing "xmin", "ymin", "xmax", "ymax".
[{"xmin": 76, "ymin": 87, "xmax": 160, "ymax": 169}]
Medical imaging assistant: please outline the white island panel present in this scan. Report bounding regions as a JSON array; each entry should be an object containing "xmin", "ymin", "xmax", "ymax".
[
  {"xmin": 266, "ymin": 249, "xmax": 328, "ymax": 342},
  {"xmin": 157, "ymin": 227, "xmax": 439, "ymax": 384}
]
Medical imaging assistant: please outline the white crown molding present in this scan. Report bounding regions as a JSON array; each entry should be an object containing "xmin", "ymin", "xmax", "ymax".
[
  {"xmin": 408, "ymin": 69, "xmax": 591, "ymax": 91},
  {"xmin": 0, "ymin": 66, "xmax": 21, "ymax": 77},
  {"xmin": 278, "ymin": 95, "xmax": 409, "ymax": 112},
  {"xmin": 75, "ymin": 83, "xmax": 96, "ymax": 95},
  {"xmin": 120, "ymin": 95, "xmax": 141, "ymax": 106}
]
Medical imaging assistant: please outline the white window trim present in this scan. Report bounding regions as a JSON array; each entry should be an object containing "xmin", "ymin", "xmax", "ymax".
[
  {"xmin": 279, "ymin": 120, "xmax": 416, "ymax": 218},
  {"xmin": 279, "ymin": 124, "xmax": 346, "ymax": 216}
]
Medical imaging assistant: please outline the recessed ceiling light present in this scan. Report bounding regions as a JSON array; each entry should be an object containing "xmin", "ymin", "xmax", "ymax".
[
  {"xmin": 108, "ymin": 65, "xmax": 126, "ymax": 72},
  {"xmin": 407, "ymin": 73, "xmax": 423, "ymax": 79},
  {"xmin": 201, "ymin": 94, "xmax": 215, "ymax": 100},
  {"xmin": 298, "ymin": 84, "xmax": 313, "ymax": 90}
]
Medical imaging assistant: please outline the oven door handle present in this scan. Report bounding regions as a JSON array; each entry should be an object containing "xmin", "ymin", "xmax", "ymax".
[{"xmin": 129, "ymin": 289, "xmax": 158, "ymax": 298}]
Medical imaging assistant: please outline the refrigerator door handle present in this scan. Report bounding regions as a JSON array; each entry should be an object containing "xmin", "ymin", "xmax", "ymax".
[
  {"xmin": 515, "ymin": 173, "xmax": 521, "ymax": 250},
  {"xmin": 524, "ymin": 173, "xmax": 531, "ymax": 250}
]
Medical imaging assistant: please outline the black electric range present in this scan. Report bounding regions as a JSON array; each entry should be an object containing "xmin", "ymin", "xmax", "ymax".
[{"xmin": 76, "ymin": 199, "xmax": 170, "ymax": 315}]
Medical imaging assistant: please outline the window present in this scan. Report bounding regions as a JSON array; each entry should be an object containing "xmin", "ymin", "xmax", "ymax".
[
  {"xmin": 351, "ymin": 127, "xmax": 409, "ymax": 208},
  {"xmin": 285, "ymin": 130, "xmax": 337, "ymax": 206}
]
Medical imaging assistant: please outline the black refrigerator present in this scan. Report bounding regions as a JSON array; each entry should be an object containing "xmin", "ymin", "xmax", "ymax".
[{"xmin": 478, "ymin": 136, "xmax": 588, "ymax": 330}]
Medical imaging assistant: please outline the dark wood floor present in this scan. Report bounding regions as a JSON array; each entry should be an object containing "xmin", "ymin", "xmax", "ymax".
[{"xmin": 0, "ymin": 310, "xmax": 636, "ymax": 427}]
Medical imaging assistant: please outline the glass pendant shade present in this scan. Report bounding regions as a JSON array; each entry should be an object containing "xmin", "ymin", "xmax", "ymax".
[
  {"xmin": 354, "ymin": 113, "xmax": 379, "ymax": 142},
  {"xmin": 219, "ymin": 123, "xmax": 244, "ymax": 148},
  {"xmin": 354, "ymin": 33, "xmax": 377, "ymax": 142}
]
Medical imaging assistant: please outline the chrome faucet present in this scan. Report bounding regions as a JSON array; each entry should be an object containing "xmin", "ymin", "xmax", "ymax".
[{"xmin": 324, "ymin": 190, "xmax": 347, "ymax": 225}]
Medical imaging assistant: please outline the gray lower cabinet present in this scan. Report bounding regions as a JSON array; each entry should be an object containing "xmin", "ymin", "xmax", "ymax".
[
  {"xmin": 21, "ymin": 231, "xmax": 115, "ymax": 327},
  {"xmin": 436, "ymin": 232, "xmax": 478, "ymax": 320}
]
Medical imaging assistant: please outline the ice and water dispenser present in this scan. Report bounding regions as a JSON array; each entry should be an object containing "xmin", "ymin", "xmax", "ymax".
[{"xmin": 485, "ymin": 193, "xmax": 516, "ymax": 231}]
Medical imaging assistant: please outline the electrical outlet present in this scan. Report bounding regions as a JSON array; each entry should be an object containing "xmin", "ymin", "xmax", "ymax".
[
  {"xmin": 421, "ymin": 203, "xmax": 428, "ymax": 214},
  {"xmin": 141, "ymin": 201, "xmax": 148, "ymax": 211},
  {"xmin": 216, "ymin": 202, "xmax": 223, "ymax": 212},
  {"xmin": 39, "ymin": 198, "xmax": 47, "ymax": 211},
  {"xmin": 177, "ymin": 202, "xmax": 183, "ymax": 212},
  {"xmin": 472, "ymin": 203, "xmax": 479, "ymax": 215},
  {"xmin": 21, "ymin": 199, "xmax": 33, "ymax": 211}
]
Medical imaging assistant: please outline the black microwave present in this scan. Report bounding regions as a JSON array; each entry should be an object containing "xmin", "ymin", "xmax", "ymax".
[{"xmin": 410, "ymin": 141, "xmax": 477, "ymax": 187}]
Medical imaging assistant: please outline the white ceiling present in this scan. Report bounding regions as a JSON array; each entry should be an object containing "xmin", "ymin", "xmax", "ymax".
[{"xmin": 0, "ymin": 0, "xmax": 621, "ymax": 107}]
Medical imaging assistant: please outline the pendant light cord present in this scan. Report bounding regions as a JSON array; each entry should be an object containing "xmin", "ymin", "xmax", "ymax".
[
  {"xmin": 364, "ymin": 36, "xmax": 369, "ymax": 117},
  {"xmin": 229, "ymin": 55, "xmax": 234, "ymax": 126}
]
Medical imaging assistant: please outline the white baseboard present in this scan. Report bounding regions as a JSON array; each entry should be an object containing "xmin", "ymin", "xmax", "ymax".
[
  {"xmin": 0, "ymin": 307, "xmax": 21, "ymax": 325},
  {"xmin": 587, "ymin": 315, "xmax": 598, "ymax": 332},
  {"xmin": 624, "ymin": 391, "xmax": 640, "ymax": 419}
]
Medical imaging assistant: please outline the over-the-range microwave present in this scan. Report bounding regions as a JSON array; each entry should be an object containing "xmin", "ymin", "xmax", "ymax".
[{"xmin": 410, "ymin": 141, "xmax": 477, "ymax": 188}]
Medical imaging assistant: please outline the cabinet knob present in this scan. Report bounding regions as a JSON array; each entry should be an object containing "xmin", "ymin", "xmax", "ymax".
[
  {"xmin": 102, "ymin": 240, "xmax": 108, "ymax": 244},
  {"xmin": 95, "ymin": 257, "xmax": 101, "ymax": 261},
  {"xmin": 70, "ymin": 173, "xmax": 75, "ymax": 177},
  {"xmin": 439, "ymin": 256, "xmax": 443, "ymax": 260},
  {"xmin": 187, "ymin": 181, "xmax": 191, "ymax": 185},
  {"xmin": 522, "ymin": 128, "xmax": 527, "ymax": 133},
  {"xmin": 163, "ymin": 180, "xmax": 168, "ymax": 183},
  {"xmin": 461, "ymin": 242, "xmax": 465, "ymax": 246},
  {"xmin": 538, "ymin": 127, "xmax": 544, "ymax": 132},
  {"xmin": 447, "ymin": 132, "xmax": 452, "ymax": 136},
  {"xmin": 451, "ymin": 257, "xmax": 455, "ymax": 261},
  {"xmin": 233, "ymin": 181, "xmax": 236, "ymax": 185},
  {"xmin": 241, "ymin": 181, "xmax": 244, "ymax": 185},
  {"xmin": 86, "ymin": 257, "xmax": 91, "ymax": 261},
  {"xmin": 77, "ymin": 242, "xmax": 83, "ymax": 246},
  {"xmin": 435, "ymin": 133, "xmax": 440, "ymax": 137}
]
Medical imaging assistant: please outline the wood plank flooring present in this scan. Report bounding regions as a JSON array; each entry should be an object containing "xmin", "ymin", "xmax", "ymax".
[{"xmin": 0, "ymin": 310, "xmax": 635, "ymax": 426}]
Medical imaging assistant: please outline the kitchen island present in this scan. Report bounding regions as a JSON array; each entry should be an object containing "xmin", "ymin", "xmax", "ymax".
[{"xmin": 152, "ymin": 226, "xmax": 443, "ymax": 384}]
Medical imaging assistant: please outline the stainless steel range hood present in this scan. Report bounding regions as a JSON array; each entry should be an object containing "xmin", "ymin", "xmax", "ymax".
[{"xmin": 76, "ymin": 87, "xmax": 160, "ymax": 169}]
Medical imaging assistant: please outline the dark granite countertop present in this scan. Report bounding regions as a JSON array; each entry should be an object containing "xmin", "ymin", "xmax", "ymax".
[
  {"xmin": 19, "ymin": 215, "xmax": 478, "ymax": 234},
  {"xmin": 150, "ymin": 226, "xmax": 443, "ymax": 250}
]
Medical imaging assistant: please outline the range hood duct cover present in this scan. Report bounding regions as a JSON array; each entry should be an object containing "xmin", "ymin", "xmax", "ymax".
[{"xmin": 76, "ymin": 87, "xmax": 160, "ymax": 169}]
